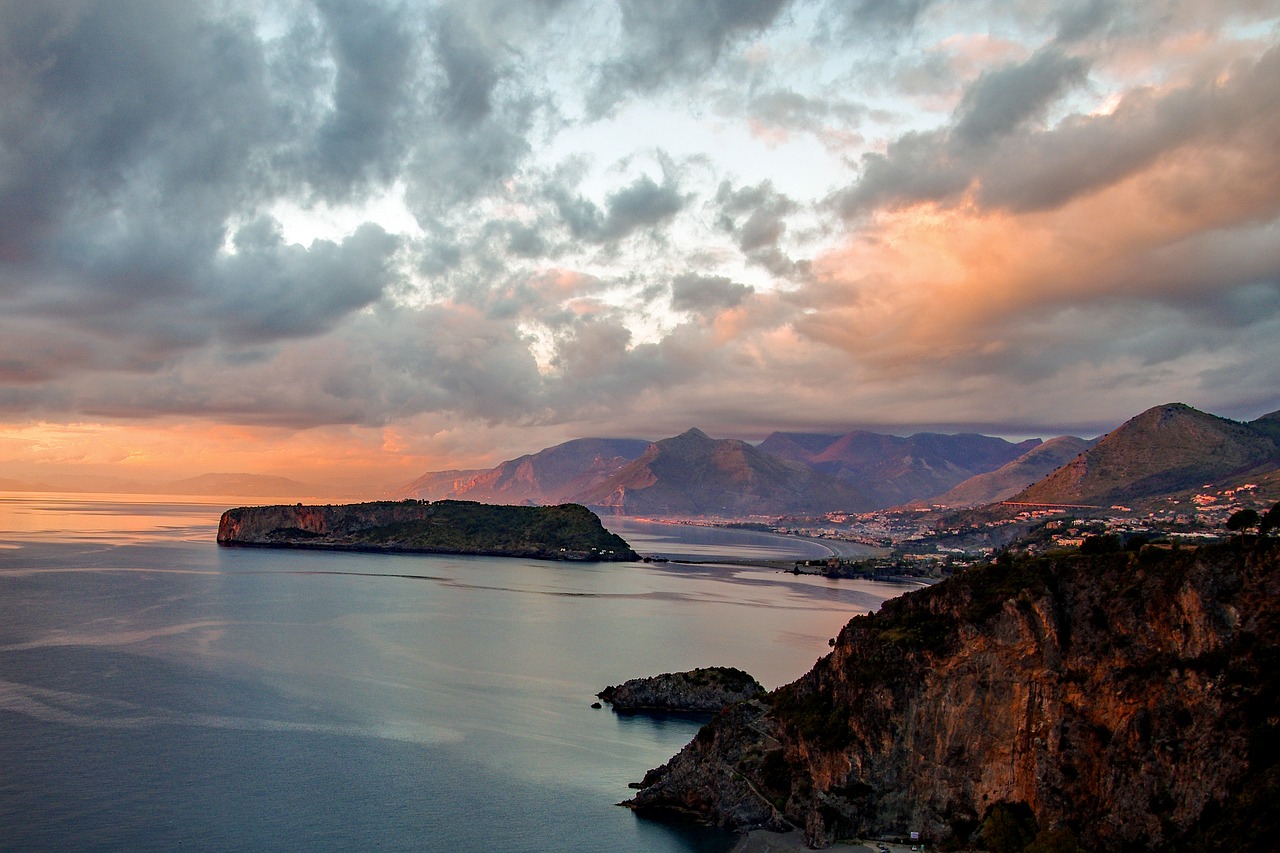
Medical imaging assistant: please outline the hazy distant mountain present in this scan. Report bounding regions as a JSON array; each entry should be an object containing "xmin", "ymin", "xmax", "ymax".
[
  {"xmin": 926, "ymin": 435, "xmax": 1095, "ymax": 507},
  {"xmin": 572, "ymin": 428, "xmax": 872, "ymax": 516},
  {"xmin": 157, "ymin": 473, "xmax": 319, "ymax": 498},
  {"xmin": 759, "ymin": 430, "xmax": 1040, "ymax": 508},
  {"xmin": 399, "ymin": 438, "xmax": 651, "ymax": 504},
  {"xmin": 0, "ymin": 477, "xmax": 59, "ymax": 492},
  {"xmin": 0, "ymin": 472, "xmax": 318, "ymax": 498},
  {"xmin": 1013, "ymin": 403, "xmax": 1280, "ymax": 506}
]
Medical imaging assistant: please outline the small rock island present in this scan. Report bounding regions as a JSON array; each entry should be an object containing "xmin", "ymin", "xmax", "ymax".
[
  {"xmin": 217, "ymin": 499, "xmax": 637, "ymax": 562},
  {"xmin": 598, "ymin": 667, "xmax": 765, "ymax": 714}
]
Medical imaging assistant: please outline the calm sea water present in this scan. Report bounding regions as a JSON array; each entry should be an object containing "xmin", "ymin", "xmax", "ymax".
[{"xmin": 0, "ymin": 495, "xmax": 905, "ymax": 852}]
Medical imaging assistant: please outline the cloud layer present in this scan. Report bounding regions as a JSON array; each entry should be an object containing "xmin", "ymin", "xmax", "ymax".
[{"xmin": 1, "ymin": 0, "xmax": 1277, "ymax": 480}]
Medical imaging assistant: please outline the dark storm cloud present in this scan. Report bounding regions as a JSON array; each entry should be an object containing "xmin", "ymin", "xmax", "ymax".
[
  {"xmin": 746, "ymin": 89, "xmax": 867, "ymax": 135},
  {"xmin": 670, "ymin": 273, "xmax": 754, "ymax": 315},
  {"xmin": 1052, "ymin": 0, "xmax": 1116, "ymax": 43},
  {"xmin": 715, "ymin": 180, "xmax": 796, "ymax": 252},
  {"xmin": 0, "ymin": 0, "xmax": 425, "ymax": 411},
  {"xmin": 3, "ymin": 0, "xmax": 1278, "ymax": 449},
  {"xmin": 206, "ymin": 220, "xmax": 401, "ymax": 344},
  {"xmin": 836, "ymin": 44, "xmax": 1280, "ymax": 216},
  {"xmin": 839, "ymin": 0, "xmax": 940, "ymax": 30},
  {"xmin": 587, "ymin": 0, "xmax": 791, "ymax": 114},
  {"xmin": 311, "ymin": 0, "xmax": 417, "ymax": 198},
  {"xmin": 952, "ymin": 48, "xmax": 1090, "ymax": 146},
  {"xmin": 11, "ymin": 302, "xmax": 549, "ymax": 428},
  {"xmin": 979, "ymin": 45, "xmax": 1280, "ymax": 211},
  {"xmin": 431, "ymin": 8, "xmax": 501, "ymax": 128},
  {"xmin": 0, "ymin": 1, "xmax": 278, "ymax": 265},
  {"xmin": 713, "ymin": 179, "xmax": 804, "ymax": 276},
  {"xmin": 847, "ymin": 46, "xmax": 1094, "ymax": 213},
  {"xmin": 553, "ymin": 173, "xmax": 687, "ymax": 243}
]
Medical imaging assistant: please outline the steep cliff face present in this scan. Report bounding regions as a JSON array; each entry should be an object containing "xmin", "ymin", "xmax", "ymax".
[{"xmin": 627, "ymin": 540, "xmax": 1280, "ymax": 850}]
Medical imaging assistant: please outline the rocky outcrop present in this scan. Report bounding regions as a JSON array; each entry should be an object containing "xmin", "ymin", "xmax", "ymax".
[
  {"xmin": 625, "ymin": 540, "xmax": 1280, "ymax": 851},
  {"xmin": 217, "ymin": 500, "xmax": 637, "ymax": 562},
  {"xmin": 599, "ymin": 667, "xmax": 765, "ymax": 714}
]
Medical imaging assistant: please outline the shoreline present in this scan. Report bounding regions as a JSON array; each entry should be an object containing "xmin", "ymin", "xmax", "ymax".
[{"xmin": 730, "ymin": 829, "xmax": 922, "ymax": 852}]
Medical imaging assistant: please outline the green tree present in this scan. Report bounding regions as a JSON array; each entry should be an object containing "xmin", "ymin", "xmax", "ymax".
[
  {"xmin": 1260, "ymin": 501, "xmax": 1280, "ymax": 536},
  {"xmin": 1080, "ymin": 533, "xmax": 1121, "ymax": 554},
  {"xmin": 979, "ymin": 801, "xmax": 1038, "ymax": 853},
  {"xmin": 1227, "ymin": 509, "xmax": 1261, "ymax": 537},
  {"xmin": 1024, "ymin": 827, "xmax": 1082, "ymax": 853}
]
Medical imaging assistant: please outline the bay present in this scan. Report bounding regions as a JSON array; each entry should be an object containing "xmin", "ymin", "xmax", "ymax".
[{"xmin": 0, "ymin": 494, "xmax": 910, "ymax": 852}]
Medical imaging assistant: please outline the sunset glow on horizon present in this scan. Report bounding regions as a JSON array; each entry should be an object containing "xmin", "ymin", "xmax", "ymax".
[{"xmin": 1, "ymin": 1, "xmax": 1277, "ymax": 491}]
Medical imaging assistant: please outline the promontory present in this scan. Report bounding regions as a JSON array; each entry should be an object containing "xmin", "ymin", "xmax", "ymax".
[
  {"xmin": 626, "ymin": 538, "xmax": 1280, "ymax": 850},
  {"xmin": 217, "ymin": 500, "xmax": 637, "ymax": 562}
]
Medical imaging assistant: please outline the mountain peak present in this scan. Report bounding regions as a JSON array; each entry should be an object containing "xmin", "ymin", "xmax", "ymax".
[{"xmin": 1013, "ymin": 403, "xmax": 1278, "ymax": 505}]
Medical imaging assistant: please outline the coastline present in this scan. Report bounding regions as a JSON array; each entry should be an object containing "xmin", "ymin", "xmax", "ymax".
[{"xmin": 731, "ymin": 829, "xmax": 920, "ymax": 852}]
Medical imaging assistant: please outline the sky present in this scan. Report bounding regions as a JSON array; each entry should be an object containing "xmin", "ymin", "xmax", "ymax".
[{"xmin": 1, "ymin": 0, "xmax": 1278, "ymax": 492}]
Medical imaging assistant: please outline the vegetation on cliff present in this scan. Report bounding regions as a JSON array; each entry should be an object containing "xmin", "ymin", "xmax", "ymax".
[
  {"xmin": 218, "ymin": 500, "xmax": 637, "ymax": 561},
  {"xmin": 626, "ymin": 539, "xmax": 1280, "ymax": 851},
  {"xmin": 598, "ymin": 667, "xmax": 765, "ymax": 714}
]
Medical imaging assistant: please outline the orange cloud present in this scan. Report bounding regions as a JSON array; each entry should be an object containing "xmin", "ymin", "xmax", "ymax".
[{"xmin": 804, "ymin": 104, "xmax": 1280, "ymax": 375}]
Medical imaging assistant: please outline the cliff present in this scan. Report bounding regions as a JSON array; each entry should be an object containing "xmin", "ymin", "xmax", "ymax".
[
  {"xmin": 625, "ymin": 539, "xmax": 1280, "ymax": 851},
  {"xmin": 217, "ymin": 500, "xmax": 637, "ymax": 562},
  {"xmin": 599, "ymin": 668, "xmax": 765, "ymax": 714}
]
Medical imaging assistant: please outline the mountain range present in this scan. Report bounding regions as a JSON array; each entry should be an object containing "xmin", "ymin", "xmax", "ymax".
[
  {"xmin": 0, "ymin": 472, "xmax": 322, "ymax": 498},
  {"xmin": 757, "ymin": 429, "xmax": 1042, "ymax": 508},
  {"xmin": 399, "ymin": 403, "xmax": 1280, "ymax": 516}
]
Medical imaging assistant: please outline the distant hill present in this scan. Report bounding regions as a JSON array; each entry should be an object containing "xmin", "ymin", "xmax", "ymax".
[
  {"xmin": 0, "ymin": 477, "xmax": 60, "ymax": 492},
  {"xmin": 1013, "ymin": 403, "xmax": 1280, "ymax": 506},
  {"xmin": 0, "ymin": 472, "xmax": 320, "ymax": 498},
  {"xmin": 157, "ymin": 473, "xmax": 319, "ymax": 498},
  {"xmin": 398, "ymin": 438, "xmax": 651, "ymax": 503},
  {"xmin": 926, "ymin": 435, "xmax": 1095, "ymax": 508},
  {"xmin": 759, "ymin": 429, "xmax": 1039, "ymax": 508},
  {"xmin": 572, "ymin": 428, "xmax": 872, "ymax": 516}
]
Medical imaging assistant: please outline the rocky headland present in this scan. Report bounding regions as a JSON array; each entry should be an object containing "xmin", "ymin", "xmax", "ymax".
[
  {"xmin": 625, "ymin": 539, "xmax": 1280, "ymax": 851},
  {"xmin": 599, "ymin": 667, "xmax": 765, "ymax": 714},
  {"xmin": 217, "ymin": 500, "xmax": 637, "ymax": 562}
]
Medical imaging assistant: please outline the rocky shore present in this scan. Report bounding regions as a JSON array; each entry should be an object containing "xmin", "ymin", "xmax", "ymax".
[{"xmin": 598, "ymin": 667, "xmax": 764, "ymax": 714}]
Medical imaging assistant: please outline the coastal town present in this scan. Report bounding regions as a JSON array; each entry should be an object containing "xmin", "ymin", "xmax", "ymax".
[{"xmin": 715, "ymin": 476, "xmax": 1280, "ymax": 581}]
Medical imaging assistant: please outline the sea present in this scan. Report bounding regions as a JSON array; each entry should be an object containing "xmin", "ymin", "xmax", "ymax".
[{"xmin": 0, "ymin": 494, "xmax": 908, "ymax": 852}]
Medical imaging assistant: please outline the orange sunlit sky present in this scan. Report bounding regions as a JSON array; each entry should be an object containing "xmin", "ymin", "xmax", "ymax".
[{"xmin": 2, "ymin": 1, "xmax": 1278, "ymax": 494}]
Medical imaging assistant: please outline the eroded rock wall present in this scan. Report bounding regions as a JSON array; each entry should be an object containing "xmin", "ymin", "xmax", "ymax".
[{"xmin": 627, "ymin": 541, "xmax": 1280, "ymax": 850}]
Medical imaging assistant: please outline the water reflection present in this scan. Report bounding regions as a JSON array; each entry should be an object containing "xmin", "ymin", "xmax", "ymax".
[{"xmin": 0, "ymin": 494, "xmax": 913, "ymax": 852}]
